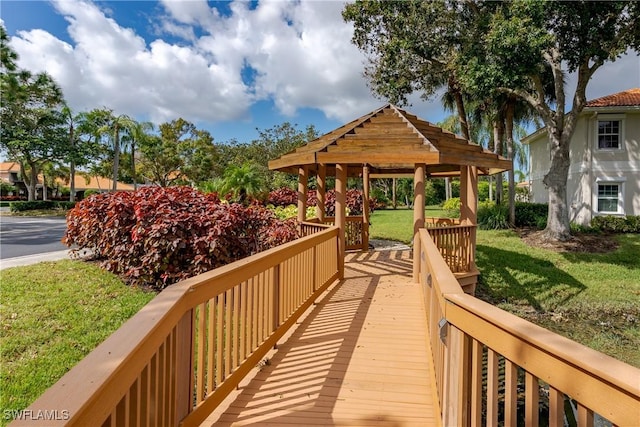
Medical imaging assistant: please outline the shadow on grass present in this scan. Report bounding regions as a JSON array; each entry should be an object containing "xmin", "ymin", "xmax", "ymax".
[{"xmin": 476, "ymin": 244, "xmax": 586, "ymax": 313}]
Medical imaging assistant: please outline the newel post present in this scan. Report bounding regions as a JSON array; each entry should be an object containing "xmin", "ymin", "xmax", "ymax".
[
  {"xmin": 335, "ymin": 163, "xmax": 347, "ymax": 279},
  {"xmin": 413, "ymin": 163, "xmax": 425, "ymax": 281},
  {"xmin": 298, "ymin": 166, "xmax": 308, "ymax": 223}
]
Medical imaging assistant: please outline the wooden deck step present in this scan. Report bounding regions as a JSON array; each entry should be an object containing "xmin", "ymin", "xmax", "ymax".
[{"xmin": 203, "ymin": 250, "xmax": 441, "ymax": 427}]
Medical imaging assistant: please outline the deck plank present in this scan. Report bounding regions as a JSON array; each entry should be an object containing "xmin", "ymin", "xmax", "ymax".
[{"xmin": 203, "ymin": 250, "xmax": 440, "ymax": 427}]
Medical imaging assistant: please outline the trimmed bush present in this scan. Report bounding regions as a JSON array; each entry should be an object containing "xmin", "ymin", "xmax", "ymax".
[
  {"xmin": 10, "ymin": 200, "xmax": 56, "ymax": 212},
  {"xmin": 591, "ymin": 215, "xmax": 640, "ymax": 233},
  {"xmin": 64, "ymin": 186, "xmax": 299, "ymax": 290},
  {"xmin": 515, "ymin": 202, "xmax": 548, "ymax": 228},
  {"xmin": 9, "ymin": 200, "xmax": 76, "ymax": 212}
]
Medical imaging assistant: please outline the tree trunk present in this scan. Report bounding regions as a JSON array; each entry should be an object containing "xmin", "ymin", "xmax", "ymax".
[
  {"xmin": 70, "ymin": 161, "xmax": 76, "ymax": 202},
  {"xmin": 42, "ymin": 171, "xmax": 48, "ymax": 201},
  {"xmin": 450, "ymin": 76, "xmax": 470, "ymax": 140},
  {"xmin": 392, "ymin": 178, "xmax": 397, "ymax": 209},
  {"xmin": 543, "ymin": 131, "xmax": 571, "ymax": 240},
  {"xmin": 493, "ymin": 119, "xmax": 505, "ymax": 204},
  {"xmin": 69, "ymin": 122, "xmax": 76, "ymax": 202},
  {"xmin": 505, "ymin": 99, "xmax": 516, "ymax": 226},
  {"xmin": 131, "ymin": 143, "xmax": 138, "ymax": 191},
  {"xmin": 112, "ymin": 124, "xmax": 120, "ymax": 192}
]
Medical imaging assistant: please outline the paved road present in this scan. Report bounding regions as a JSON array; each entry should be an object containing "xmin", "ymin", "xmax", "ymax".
[{"xmin": 0, "ymin": 216, "xmax": 68, "ymax": 259}]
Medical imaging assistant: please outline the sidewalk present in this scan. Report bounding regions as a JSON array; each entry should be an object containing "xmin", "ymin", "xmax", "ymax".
[{"xmin": 0, "ymin": 250, "xmax": 72, "ymax": 270}]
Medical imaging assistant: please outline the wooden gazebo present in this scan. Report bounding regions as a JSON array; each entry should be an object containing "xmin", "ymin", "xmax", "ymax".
[{"xmin": 269, "ymin": 104, "xmax": 511, "ymax": 284}]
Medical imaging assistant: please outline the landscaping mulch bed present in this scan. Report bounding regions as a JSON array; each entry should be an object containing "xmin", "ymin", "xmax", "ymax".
[{"xmin": 516, "ymin": 228, "xmax": 619, "ymax": 253}]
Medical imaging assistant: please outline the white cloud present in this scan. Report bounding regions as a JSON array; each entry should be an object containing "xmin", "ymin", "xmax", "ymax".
[{"xmin": 8, "ymin": 0, "xmax": 380, "ymax": 127}]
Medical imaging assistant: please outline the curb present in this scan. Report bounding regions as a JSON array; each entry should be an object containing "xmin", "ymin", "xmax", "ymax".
[{"xmin": 0, "ymin": 250, "xmax": 71, "ymax": 270}]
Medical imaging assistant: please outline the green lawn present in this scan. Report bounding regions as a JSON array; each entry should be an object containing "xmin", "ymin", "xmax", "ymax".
[
  {"xmin": 0, "ymin": 261, "xmax": 154, "ymax": 422},
  {"xmin": 370, "ymin": 210, "xmax": 640, "ymax": 367},
  {"xmin": 369, "ymin": 206, "xmax": 451, "ymax": 243}
]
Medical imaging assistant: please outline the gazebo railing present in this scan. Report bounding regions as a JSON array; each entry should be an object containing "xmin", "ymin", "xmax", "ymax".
[
  {"xmin": 321, "ymin": 215, "xmax": 368, "ymax": 251},
  {"xmin": 426, "ymin": 224, "xmax": 476, "ymax": 274}
]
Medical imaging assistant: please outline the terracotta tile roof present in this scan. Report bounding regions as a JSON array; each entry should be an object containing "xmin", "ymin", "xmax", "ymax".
[{"xmin": 586, "ymin": 88, "xmax": 640, "ymax": 107}]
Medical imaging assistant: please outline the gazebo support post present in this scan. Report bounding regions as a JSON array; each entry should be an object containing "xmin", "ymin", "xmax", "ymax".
[
  {"xmin": 297, "ymin": 166, "xmax": 308, "ymax": 224},
  {"xmin": 316, "ymin": 164, "xmax": 326, "ymax": 222},
  {"xmin": 362, "ymin": 164, "xmax": 370, "ymax": 251},
  {"xmin": 335, "ymin": 163, "xmax": 347, "ymax": 279},
  {"xmin": 460, "ymin": 166, "xmax": 478, "ymax": 267},
  {"xmin": 413, "ymin": 163, "xmax": 426, "ymax": 281}
]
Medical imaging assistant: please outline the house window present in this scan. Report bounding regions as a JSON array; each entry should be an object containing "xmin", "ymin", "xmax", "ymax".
[
  {"xmin": 597, "ymin": 120, "xmax": 621, "ymax": 149},
  {"xmin": 597, "ymin": 183, "xmax": 621, "ymax": 213}
]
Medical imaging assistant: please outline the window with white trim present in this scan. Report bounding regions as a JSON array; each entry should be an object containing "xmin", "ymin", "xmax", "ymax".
[
  {"xmin": 597, "ymin": 183, "xmax": 621, "ymax": 213},
  {"xmin": 597, "ymin": 120, "xmax": 621, "ymax": 149}
]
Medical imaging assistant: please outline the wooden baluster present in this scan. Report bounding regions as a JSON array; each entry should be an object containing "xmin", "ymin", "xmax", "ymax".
[
  {"xmin": 525, "ymin": 372, "xmax": 539, "ymax": 427},
  {"xmin": 470, "ymin": 340, "xmax": 483, "ymax": 427},
  {"xmin": 577, "ymin": 404, "xmax": 594, "ymax": 427},
  {"xmin": 548, "ymin": 386, "xmax": 564, "ymax": 427},
  {"xmin": 504, "ymin": 360, "xmax": 518, "ymax": 427},
  {"xmin": 196, "ymin": 303, "xmax": 206, "ymax": 403},
  {"xmin": 487, "ymin": 349, "xmax": 499, "ymax": 426}
]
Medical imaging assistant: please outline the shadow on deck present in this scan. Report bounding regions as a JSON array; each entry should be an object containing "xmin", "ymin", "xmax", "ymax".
[{"xmin": 204, "ymin": 250, "xmax": 439, "ymax": 426}]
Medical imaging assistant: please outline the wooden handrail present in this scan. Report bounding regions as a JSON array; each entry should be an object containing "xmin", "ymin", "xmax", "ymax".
[
  {"xmin": 418, "ymin": 228, "xmax": 640, "ymax": 426},
  {"xmin": 13, "ymin": 225, "xmax": 339, "ymax": 426}
]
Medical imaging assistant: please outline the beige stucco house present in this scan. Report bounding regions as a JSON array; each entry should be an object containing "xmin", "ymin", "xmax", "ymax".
[{"xmin": 524, "ymin": 88, "xmax": 640, "ymax": 226}]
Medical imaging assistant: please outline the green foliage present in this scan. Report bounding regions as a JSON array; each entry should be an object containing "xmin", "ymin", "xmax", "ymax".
[
  {"xmin": 591, "ymin": 215, "xmax": 640, "ymax": 233},
  {"xmin": 477, "ymin": 201, "xmax": 510, "ymax": 230},
  {"xmin": 83, "ymin": 189, "xmax": 100, "ymax": 197},
  {"xmin": 221, "ymin": 163, "xmax": 266, "ymax": 203},
  {"xmin": 138, "ymin": 118, "xmax": 217, "ymax": 187},
  {"xmin": 442, "ymin": 197, "xmax": 461, "ymax": 217},
  {"xmin": 514, "ymin": 202, "xmax": 548, "ymax": 228},
  {"xmin": 268, "ymin": 204, "xmax": 316, "ymax": 220},
  {"xmin": 64, "ymin": 187, "xmax": 299, "ymax": 290},
  {"xmin": 8, "ymin": 200, "xmax": 74, "ymax": 212},
  {"xmin": 0, "ymin": 181, "xmax": 16, "ymax": 195}
]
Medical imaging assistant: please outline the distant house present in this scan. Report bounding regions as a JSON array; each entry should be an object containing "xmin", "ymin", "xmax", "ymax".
[
  {"xmin": 524, "ymin": 88, "xmax": 640, "ymax": 226},
  {"xmin": 0, "ymin": 162, "xmax": 135, "ymax": 199}
]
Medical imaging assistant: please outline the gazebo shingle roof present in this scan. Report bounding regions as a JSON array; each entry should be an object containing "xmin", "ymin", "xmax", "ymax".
[{"xmin": 269, "ymin": 104, "xmax": 511, "ymax": 177}]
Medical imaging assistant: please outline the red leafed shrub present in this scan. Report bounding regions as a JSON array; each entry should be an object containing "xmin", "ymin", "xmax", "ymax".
[
  {"xmin": 64, "ymin": 186, "xmax": 299, "ymax": 290},
  {"xmin": 267, "ymin": 187, "xmax": 298, "ymax": 207},
  {"xmin": 307, "ymin": 189, "xmax": 375, "ymax": 216}
]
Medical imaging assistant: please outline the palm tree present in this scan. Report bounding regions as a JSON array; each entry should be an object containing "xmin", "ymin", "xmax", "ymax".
[
  {"xmin": 221, "ymin": 163, "xmax": 266, "ymax": 204},
  {"xmin": 98, "ymin": 112, "xmax": 136, "ymax": 192},
  {"xmin": 122, "ymin": 121, "xmax": 153, "ymax": 190}
]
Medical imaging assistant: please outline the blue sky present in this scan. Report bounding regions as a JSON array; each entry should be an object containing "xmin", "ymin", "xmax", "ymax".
[{"xmin": 2, "ymin": 0, "xmax": 639, "ymax": 146}]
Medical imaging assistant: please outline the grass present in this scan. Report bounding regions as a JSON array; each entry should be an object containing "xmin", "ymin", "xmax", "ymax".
[
  {"xmin": 0, "ymin": 261, "xmax": 155, "ymax": 422},
  {"xmin": 475, "ymin": 229, "xmax": 640, "ymax": 367},
  {"xmin": 369, "ymin": 210, "xmax": 640, "ymax": 367},
  {"xmin": 369, "ymin": 206, "xmax": 451, "ymax": 243}
]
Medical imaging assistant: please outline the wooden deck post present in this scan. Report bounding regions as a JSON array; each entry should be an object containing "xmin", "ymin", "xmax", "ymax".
[
  {"xmin": 316, "ymin": 164, "xmax": 326, "ymax": 222},
  {"xmin": 335, "ymin": 163, "xmax": 347, "ymax": 279},
  {"xmin": 413, "ymin": 163, "xmax": 425, "ymax": 281},
  {"xmin": 362, "ymin": 164, "xmax": 370, "ymax": 251},
  {"xmin": 298, "ymin": 166, "xmax": 308, "ymax": 223},
  {"xmin": 460, "ymin": 166, "xmax": 478, "ymax": 268}
]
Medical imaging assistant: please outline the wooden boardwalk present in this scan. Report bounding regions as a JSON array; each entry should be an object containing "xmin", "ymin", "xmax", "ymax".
[{"xmin": 204, "ymin": 250, "xmax": 440, "ymax": 426}]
